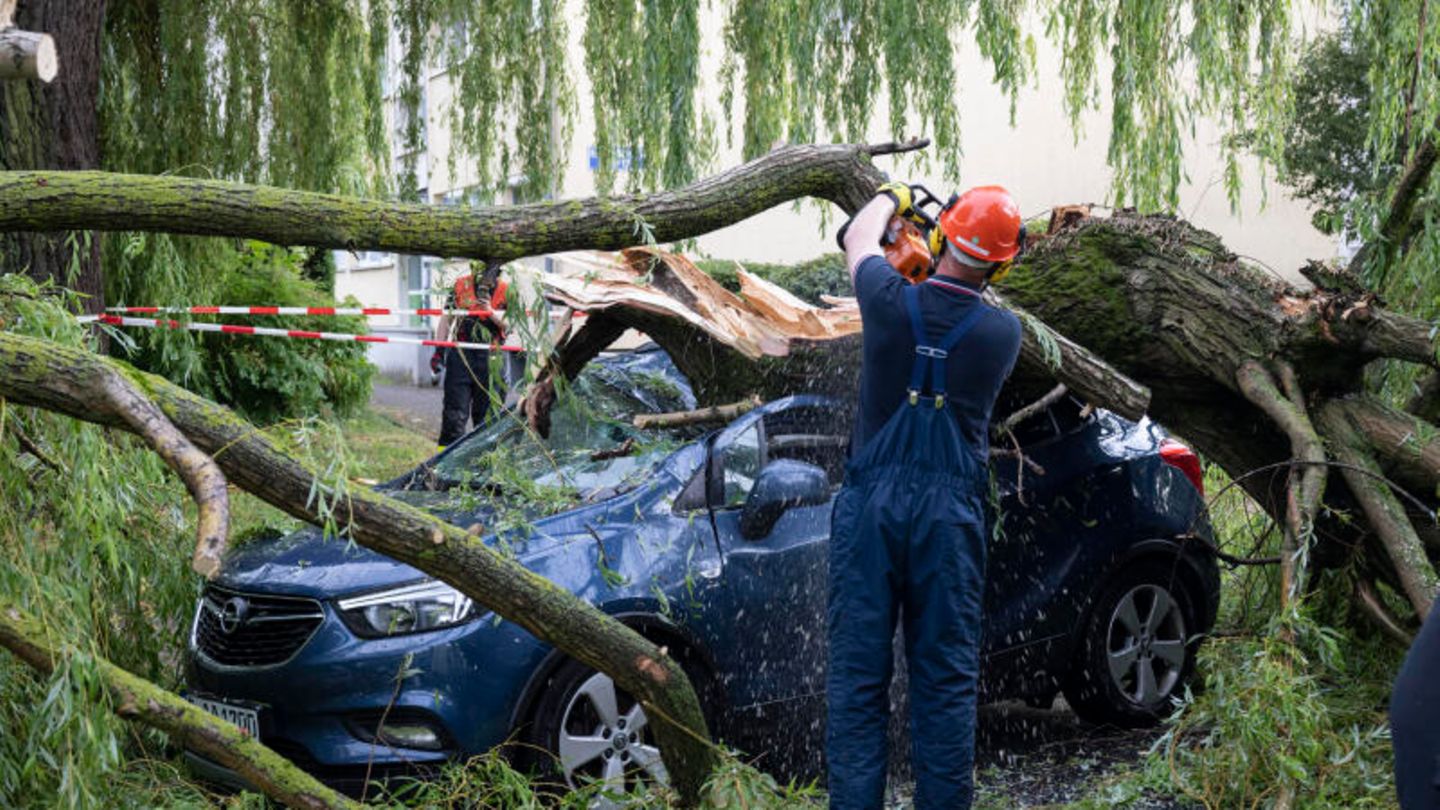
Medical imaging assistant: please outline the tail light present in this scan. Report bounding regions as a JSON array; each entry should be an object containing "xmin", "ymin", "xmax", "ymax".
[{"xmin": 1160, "ymin": 439, "xmax": 1204, "ymax": 496}]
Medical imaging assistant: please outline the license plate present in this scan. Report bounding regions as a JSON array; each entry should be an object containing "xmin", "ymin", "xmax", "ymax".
[{"xmin": 186, "ymin": 695, "xmax": 260, "ymax": 739}]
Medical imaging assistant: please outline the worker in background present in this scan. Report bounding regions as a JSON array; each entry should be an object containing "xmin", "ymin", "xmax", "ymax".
[
  {"xmin": 828, "ymin": 184, "xmax": 1024, "ymax": 809},
  {"xmin": 432, "ymin": 265, "xmax": 508, "ymax": 449}
]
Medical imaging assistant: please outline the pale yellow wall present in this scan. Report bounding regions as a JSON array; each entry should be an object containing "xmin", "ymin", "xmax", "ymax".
[{"xmin": 334, "ymin": 260, "xmax": 403, "ymax": 328}]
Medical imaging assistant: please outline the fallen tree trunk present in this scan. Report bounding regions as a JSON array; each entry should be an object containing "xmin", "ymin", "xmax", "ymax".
[
  {"xmin": 0, "ymin": 597, "xmax": 358, "ymax": 810},
  {"xmin": 0, "ymin": 332, "xmax": 719, "ymax": 804},
  {"xmin": 3, "ymin": 142, "xmax": 1440, "ymax": 805}
]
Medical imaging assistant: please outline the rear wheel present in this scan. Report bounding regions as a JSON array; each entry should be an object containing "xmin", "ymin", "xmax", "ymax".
[
  {"xmin": 1063, "ymin": 560, "xmax": 1198, "ymax": 728},
  {"xmin": 521, "ymin": 658, "xmax": 668, "ymax": 805}
]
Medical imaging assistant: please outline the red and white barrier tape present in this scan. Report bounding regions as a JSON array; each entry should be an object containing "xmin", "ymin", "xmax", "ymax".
[
  {"xmin": 95, "ymin": 314, "xmax": 526, "ymax": 353},
  {"xmin": 103, "ymin": 305, "xmax": 581, "ymax": 318}
]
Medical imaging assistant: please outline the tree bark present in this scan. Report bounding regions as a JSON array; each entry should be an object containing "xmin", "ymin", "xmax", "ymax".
[
  {"xmin": 0, "ymin": 141, "xmax": 917, "ymax": 263},
  {"xmin": 0, "ymin": 0, "xmax": 104, "ymax": 310},
  {"xmin": 0, "ymin": 597, "xmax": 359, "ymax": 810},
  {"xmin": 634, "ymin": 396, "xmax": 762, "ymax": 429},
  {"xmin": 0, "ymin": 331, "xmax": 719, "ymax": 804}
]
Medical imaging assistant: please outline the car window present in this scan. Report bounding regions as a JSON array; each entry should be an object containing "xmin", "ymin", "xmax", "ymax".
[
  {"xmin": 762, "ymin": 405, "xmax": 849, "ymax": 486},
  {"xmin": 722, "ymin": 422, "xmax": 765, "ymax": 507}
]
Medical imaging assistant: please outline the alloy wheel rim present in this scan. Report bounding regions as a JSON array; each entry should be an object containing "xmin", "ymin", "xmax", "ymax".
[
  {"xmin": 557, "ymin": 671, "xmax": 668, "ymax": 805},
  {"xmin": 1105, "ymin": 583, "xmax": 1186, "ymax": 707}
]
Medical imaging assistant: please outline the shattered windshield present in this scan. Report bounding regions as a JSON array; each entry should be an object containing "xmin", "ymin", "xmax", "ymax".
[{"xmin": 429, "ymin": 350, "xmax": 700, "ymax": 502}]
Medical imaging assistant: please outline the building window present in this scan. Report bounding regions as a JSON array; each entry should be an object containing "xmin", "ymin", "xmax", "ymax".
[{"xmin": 436, "ymin": 187, "xmax": 491, "ymax": 207}]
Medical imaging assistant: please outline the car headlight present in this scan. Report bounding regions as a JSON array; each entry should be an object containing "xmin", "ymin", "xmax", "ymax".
[{"xmin": 336, "ymin": 581, "xmax": 476, "ymax": 638}]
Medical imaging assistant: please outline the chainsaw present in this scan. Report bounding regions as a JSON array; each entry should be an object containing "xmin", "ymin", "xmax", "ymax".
[{"xmin": 836, "ymin": 182, "xmax": 947, "ymax": 283}]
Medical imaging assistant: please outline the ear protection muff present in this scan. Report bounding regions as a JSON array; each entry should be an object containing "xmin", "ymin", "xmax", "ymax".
[{"xmin": 987, "ymin": 222, "xmax": 1027, "ymax": 284}]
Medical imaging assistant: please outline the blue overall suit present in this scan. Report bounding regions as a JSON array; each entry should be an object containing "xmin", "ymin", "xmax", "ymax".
[{"xmin": 828, "ymin": 259, "xmax": 1020, "ymax": 809}]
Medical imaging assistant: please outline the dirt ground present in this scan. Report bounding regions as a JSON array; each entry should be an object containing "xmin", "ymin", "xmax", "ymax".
[{"xmin": 966, "ymin": 700, "xmax": 1186, "ymax": 808}]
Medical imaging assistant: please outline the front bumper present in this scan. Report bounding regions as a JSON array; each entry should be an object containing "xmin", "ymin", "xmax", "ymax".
[{"xmin": 184, "ymin": 595, "xmax": 548, "ymax": 780}]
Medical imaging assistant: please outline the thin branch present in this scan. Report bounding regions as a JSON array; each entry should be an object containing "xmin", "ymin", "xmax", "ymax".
[
  {"xmin": 1176, "ymin": 532, "xmax": 1282, "ymax": 567},
  {"xmin": 93, "ymin": 370, "xmax": 230, "ymax": 579},
  {"xmin": 633, "ymin": 396, "xmax": 762, "ymax": 430},
  {"xmin": 1355, "ymin": 577, "xmax": 1417, "ymax": 645},
  {"xmin": 863, "ymin": 137, "xmax": 931, "ymax": 156},
  {"xmin": 8, "ymin": 420, "xmax": 63, "ymax": 474},
  {"xmin": 995, "ymin": 383, "xmax": 1068, "ymax": 438}
]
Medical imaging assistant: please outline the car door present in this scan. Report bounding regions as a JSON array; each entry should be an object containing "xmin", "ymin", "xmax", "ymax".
[
  {"xmin": 691, "ymin": 398, "xmax": 845, "ymax": 712},
  {"xmin": 985, "ymin": 396, "xmax": 1104, "ymax": 654}
]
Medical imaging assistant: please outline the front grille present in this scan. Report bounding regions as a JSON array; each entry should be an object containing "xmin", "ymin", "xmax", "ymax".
[{"xmin": 193, "ymin": 585, "xmax": 324, "ymax": 667}]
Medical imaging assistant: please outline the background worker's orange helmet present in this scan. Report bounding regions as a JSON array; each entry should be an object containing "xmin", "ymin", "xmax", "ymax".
[{"xmin": 937, "ymin": 186, "xmax": 1024, "ymax": 264}]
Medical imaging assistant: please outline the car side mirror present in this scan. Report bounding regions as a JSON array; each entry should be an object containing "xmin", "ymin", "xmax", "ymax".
[{"xmin": 739, "ymin": 460, "xmax": 831, "ymax": 540}]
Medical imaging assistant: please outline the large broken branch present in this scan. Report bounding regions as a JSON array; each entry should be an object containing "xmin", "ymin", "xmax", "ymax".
[
  {"xmin": 1320, "ymin": 402, "xmax": 1438, "ymax": 617},
  {"xmin": 1236, "ymin": 361, "xmax": 1327, "ymax": 607},
  {"xmin": 0, "ymin": 331, "xmax": 719, "ymax": 804},
  {"xmin": 0, "ymin": 141, "xmax": 922, "ymax": 261},
  {"xmin": 0, "ymin": 28, "xmax": 56, "ymax": 83},
  {"xmin": 0, "ymin": 597, "xmax": 357, "ymax": 810}
]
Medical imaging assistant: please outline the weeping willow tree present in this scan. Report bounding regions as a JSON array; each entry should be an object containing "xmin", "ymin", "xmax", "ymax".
[{"xmin": 8, "ymin": 0, "xmax": 1440, "ymax": 807}]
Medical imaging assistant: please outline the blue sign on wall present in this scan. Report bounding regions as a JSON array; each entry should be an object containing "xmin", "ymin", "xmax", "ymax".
[{"xmin": 588, "ymin": 145, "xmax": 642, "ymax": 173}]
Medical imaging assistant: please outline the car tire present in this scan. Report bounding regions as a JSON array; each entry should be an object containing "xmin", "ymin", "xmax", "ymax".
[
  {"xmin": 518, "ymin": 657, "xmax": 670, "ymax": 800},
  {"xmin": 1063, "ymin": 559, "xmax": 1199, "ymax": 728}
]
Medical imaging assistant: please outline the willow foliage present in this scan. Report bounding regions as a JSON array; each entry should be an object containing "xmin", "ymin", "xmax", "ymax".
[{"xmin": 79, "ymin": 0, "xmax": 1440, "ymax": 369}]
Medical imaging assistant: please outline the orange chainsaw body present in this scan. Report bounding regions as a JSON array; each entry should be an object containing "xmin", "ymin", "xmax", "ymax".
[{"xmin": 884, "ymin": 216, "xmax": 936, "ymax": 283}]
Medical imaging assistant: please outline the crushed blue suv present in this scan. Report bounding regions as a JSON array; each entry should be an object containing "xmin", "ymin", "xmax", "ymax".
[{"xmin": 184, "ymin": 346, "xmax": 1219, "ymax": 796}]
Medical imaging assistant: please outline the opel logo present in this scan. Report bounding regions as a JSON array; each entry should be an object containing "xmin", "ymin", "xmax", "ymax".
[{"xmin": 218, "ymin": 597, "xmax": 250, "ymax": 635}]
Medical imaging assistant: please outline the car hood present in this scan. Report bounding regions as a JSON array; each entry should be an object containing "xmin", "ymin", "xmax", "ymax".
[{"xmin": 214, "ymin": 488, "xmax": 579, "ymax": 598}]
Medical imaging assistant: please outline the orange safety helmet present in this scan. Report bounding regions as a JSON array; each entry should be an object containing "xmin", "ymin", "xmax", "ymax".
[{"xmin": 930, "ymin": 185, "xmax": 1025, "ymax": 265}]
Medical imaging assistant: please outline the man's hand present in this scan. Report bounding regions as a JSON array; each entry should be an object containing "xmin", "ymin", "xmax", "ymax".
[
  {"xmin": 877, "ymin": 181, "xmax": 914, "ymax": 220},
  {"xmin": 430, "ymin": 349, "xmax": 444, "ymax": 375}
]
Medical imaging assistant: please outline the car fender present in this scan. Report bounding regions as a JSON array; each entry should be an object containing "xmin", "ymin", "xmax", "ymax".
[
  {"xmin": 505, "ymin": 608, "xmax": 725, "ymax": 734},
  {"xmin": 1071, "ymin": 537, "xmax": 1220, "ymax": 652}
]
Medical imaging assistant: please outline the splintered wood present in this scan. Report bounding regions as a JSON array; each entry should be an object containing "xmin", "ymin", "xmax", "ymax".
[{"xmin": 543, "ymin": 248, "xmax": 861, "ymax": 360}]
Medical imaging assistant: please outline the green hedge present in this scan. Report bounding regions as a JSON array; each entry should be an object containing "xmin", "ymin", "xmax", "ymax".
[
  {"xmin": 693, "ymin": 252, "xmax": 850, "ymax": 306},
  {"xmin": 116, "ymin": 242, "xmax": 374, "ymax": 424}
]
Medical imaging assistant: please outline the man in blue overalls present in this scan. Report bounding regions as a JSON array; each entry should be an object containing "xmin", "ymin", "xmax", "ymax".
[{"xmin": 828, "ymin": 183, "xmax": 1025, "ymax": 808}]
